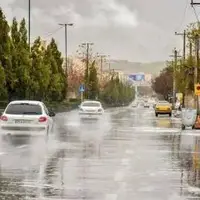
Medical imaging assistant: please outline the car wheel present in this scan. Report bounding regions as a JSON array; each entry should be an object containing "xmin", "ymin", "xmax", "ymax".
[
  {"xmin": 169, "ymin": 113, "xmax": 172, "ymax": 117},
  {"xmin": 182, "ymin": 124, "xmax": 185, "ymax": 130},
  {"xmin": 155, "ymin": 113, "xmax": 158, "ymax": 117},
  {"xmin": 192, "ymin": 125, "xmax": 195, "ymax": 129}
]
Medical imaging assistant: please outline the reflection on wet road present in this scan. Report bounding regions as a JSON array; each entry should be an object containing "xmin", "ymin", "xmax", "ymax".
[{"xmin": 1, "ymin": 106, "xmax": 200, "ymax": 199}]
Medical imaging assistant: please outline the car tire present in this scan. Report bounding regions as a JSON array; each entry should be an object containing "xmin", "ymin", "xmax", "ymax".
[
  {"xmin": 169, "ymin": 113, "xmax": 172, "ymax": 117},
  {"xmin": 192, "ymin": 125, "xmax": 195, "ymax": 129},
  {"xmin": 155, "ymin": 113, "xmax": 158, "ymax": 117},
  {"xmin": 182, "ymin": 125, "xmax": 185, "ymax": 130}
]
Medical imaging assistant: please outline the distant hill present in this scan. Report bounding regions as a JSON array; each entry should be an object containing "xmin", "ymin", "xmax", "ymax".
[{"xmin": 106, "ymin": 60, "xmax": 167, "ymax": 76}]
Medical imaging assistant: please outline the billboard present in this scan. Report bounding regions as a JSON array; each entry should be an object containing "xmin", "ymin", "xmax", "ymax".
[{"xmin": 128, "ymin": 73, "xmax": 145, "ymax": 81}]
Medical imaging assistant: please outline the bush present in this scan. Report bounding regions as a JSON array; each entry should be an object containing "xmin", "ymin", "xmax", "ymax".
[{"xmin": 100, "ymin": 75, "xmax": 135, "ymax": 107}]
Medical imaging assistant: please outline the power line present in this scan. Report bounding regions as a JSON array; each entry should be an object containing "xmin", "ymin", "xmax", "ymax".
[
  {"xmin": 43, "ymin": 26, "xmax": 63, "ymax": 39},
  {"xmin": 178, "ymin": 0, "xmax": 189, "ymax": 30}
]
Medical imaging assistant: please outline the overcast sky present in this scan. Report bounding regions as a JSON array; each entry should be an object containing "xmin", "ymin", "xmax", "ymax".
[{"xmin": 0, "ymin": 0, "xmax": 198, "ymax": 62}]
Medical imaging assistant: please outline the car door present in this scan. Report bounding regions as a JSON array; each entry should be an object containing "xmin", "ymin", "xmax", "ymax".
[{"xmin": 42, "ymin": 103, "xmax": 53, "ymax": 130}]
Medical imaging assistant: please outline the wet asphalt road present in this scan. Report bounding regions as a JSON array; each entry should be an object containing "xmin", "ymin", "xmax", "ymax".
[{"xmin": 0, "ymin": 106, "xmax": 200, "ymax": 199}]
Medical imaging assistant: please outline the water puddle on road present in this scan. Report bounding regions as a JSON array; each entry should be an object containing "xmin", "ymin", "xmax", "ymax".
[{"xmin": 0, "ymin": 108, "xmax": 200, "ymax": 199}]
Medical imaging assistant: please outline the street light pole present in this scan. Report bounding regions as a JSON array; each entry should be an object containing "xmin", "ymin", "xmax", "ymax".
[
  {"xmin": 195, "ymin": 34, "xmax": 200, "ymax": 112},
  {"xmin": 28, "ymin": 0, "xmax": 31, "ymax": 50},
  {"xmin": 59, "ymin": 23, "xmax": 73, "ymax": 99},
  {"xmin": 82, "ymin": 42, "xmax": 94, "ymax": 99},
  {"xmin": 59, "ymin": 23, "xmax": 73, "ymax": 75}
]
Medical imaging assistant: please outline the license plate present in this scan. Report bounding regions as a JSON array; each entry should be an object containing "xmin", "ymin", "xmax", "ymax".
[{"xmin": 15, "ymin": 120, "xmax": 30, "ymax": 124}]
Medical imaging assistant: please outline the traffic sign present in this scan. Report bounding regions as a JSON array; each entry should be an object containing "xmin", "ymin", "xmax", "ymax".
[
  {"xmin": 79, "ymin": 84, "xmax": 85, "ymax": 92},
  {"xmin": 195, "ymin": 84, "xmax": 200, "ymax": 95}
]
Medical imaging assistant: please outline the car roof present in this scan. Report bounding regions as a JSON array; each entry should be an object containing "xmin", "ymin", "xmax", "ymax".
[
  {"xmin": 8, "ymin": 100, "xmax": 43, "ymax": 105},
  {"xmin": 157, "ymin": 101, "xmax": 170, "ymax": 104}
]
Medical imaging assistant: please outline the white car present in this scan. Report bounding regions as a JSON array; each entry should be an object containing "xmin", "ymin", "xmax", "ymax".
[
  {"xmin": 144, "ymin": 102, "xmax": 150, "ymax": 108},
  {"xmin": 79, "ymin": 100, "xmax": 104, "ymax": 119},
  {"xmin": 131, "ymin": 101, "xmax": 138, "ymax": 107},
  {"xmin": 0, "ymin": 100, "xmax": 55, "ymax": 136}
]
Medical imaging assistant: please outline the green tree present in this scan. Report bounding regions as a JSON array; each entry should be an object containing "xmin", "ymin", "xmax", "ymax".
[
  {"xmin": 88, "ymin": 60, "xmax": 98, "ymax": 99},
  {"xmin": 48, "ymin": 38, "xmax": 66, "ymax": 101},
  {"xmin": 0, "ymin": 62, "xmax": 7, "ymax": 99},
  {"xmin": 11, "ymin": 17, "xmax": 30, "ymax": 99},
  {"xmin": 0, "ymin": 8, "xmax": 13, "ymax": 100},
  {"xmin": 44, "ymin": 39, "xmax": 65, "ymax": 101},
  {"xmin": 18, "ymin": 18, "xmax": 31, "ymax": 98},
  {"xmin": 10, "ymin": 17, "xmax": 19, "ymax": 98},
  {"xmin": 31, "ymin": 37, "xmax": 50, "ymax": 100},
  {"xmin": 100, "ymin": 73, "xmax": 134, "ymax": 106}
]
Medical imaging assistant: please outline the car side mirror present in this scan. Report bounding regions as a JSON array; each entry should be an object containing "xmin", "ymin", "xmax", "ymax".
[{"xmin": 49, "ymin": 111, "xmax": 56, "ymax": 117}]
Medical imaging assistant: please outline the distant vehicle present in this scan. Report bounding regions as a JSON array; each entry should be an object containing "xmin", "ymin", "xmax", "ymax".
[
  {"xmin": 79, "ymin": 100, "xmax": 104, "ymax": 119},
  {"xmin": 155, "ymin": 101, "xmax": 172, "ymax": 117},
  {"xmin": 132, "ymin": 101, "xmax": 138, "ymax": 107},
  {"xmin": 144, "ymin": 102, "xmax": 150, "ymax": 108},
  {"xmin": 0, "ymin": 100, "xmax": 55, "ymax": 136}
]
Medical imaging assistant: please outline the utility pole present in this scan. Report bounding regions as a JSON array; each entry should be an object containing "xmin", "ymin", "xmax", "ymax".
[
  {"xmin": 190, "ymin": 42, "xmax": 193, "ymax": 58},
  {"xmin": 175, "ymin": 30, "xmax": 187, "ymax": 107},
  {"xmin": 59, "ymin": 23, "xmax": 73, "ymax": 99},
  {"xmin": 195, "ymin": 34, "xmax": 200, "ymax": 111},
  {"xmin": 175, "ymin": 30, "xmax": 186, "ymax": 62},
  {"xmin": 97, "ymin": 54, "xmax": 107, "ymax": 76},
  {"xmin": 170, "ymin": 49, "xmax": 181, "ymax": 108},
  {"xmin": 107, "ymin": 55, "xmax": 111, "ymax": 72},
  {"xmin": 82, "ymin": 42, "xmax": 94, "ymax": 99}
]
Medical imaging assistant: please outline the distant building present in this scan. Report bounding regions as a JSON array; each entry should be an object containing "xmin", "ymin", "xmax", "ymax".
[{"xmin": 144, "ymin": 74, "xmax": 152, "ymax": 83}]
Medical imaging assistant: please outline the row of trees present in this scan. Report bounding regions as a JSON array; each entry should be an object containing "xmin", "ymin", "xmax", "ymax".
[
  {"xmin": 100, "ymin": 75, "xmax": 135, "ymax": 106},
  {"xmin": 81, "ymin": 59, "xmax": 135, "ymax": 106},
  {"xmin": 152, "ymin": 22, "xmax": 200, "ymax": 102},
  {"xmin": 0, "ymin": 8, "xmax": 66, "ymax": 102},
  {"xmin": 0, "ymin": 7, "xmax": 134, "ymax": 106}
]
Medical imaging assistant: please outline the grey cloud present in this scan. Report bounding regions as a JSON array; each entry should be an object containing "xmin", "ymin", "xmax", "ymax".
[{"xmin": 0, "ymin": 0, "xmax": 197, "ymax": 62}]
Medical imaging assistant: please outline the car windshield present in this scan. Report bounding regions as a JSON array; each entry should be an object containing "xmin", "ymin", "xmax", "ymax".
[
  {"xmin": 5, "ymin": 103, "xmax": 42, "ymax": 115},
  {"xmin": 82, "ymin": 102, "xmax": 101, "ymax": 107}
]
